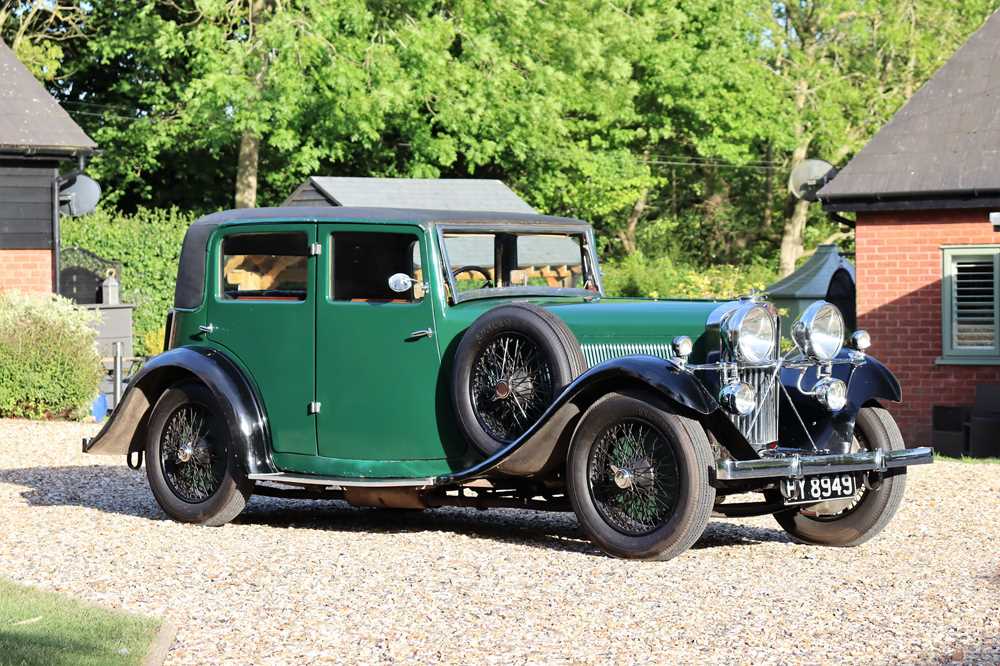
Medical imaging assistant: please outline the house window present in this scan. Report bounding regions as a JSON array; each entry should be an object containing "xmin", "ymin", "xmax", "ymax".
[{"xmin": 942, "ymin": 246, "xmax": 1000, "ymax": 361}]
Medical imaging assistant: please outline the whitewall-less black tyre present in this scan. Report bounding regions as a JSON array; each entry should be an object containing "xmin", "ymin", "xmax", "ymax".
[
  {"xmin": 145, "ymin": 382, "xmax": 252, "ymax": 526},
  {"xmin": 452, "ymin": 303, "xmax": 587, "ymax": 455},
  {"xmin": 566, "ymin": 393, "xmax": 715, "ymax": 560},
  {"xmin": 771, "ymin": 406, "xmax": 907, "ymax": 547}
]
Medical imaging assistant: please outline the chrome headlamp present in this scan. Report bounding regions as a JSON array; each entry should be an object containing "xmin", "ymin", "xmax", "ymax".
[
  {"xmin": 721, "ymin": 303, "xmax": 776, "ymax": 363},
  {"xmin": 792, "ymin": 301, "xmax": 845, "ymax": 361}
]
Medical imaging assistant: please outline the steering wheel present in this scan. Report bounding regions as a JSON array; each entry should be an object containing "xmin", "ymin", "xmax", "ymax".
[{"xmin": 452, "ymin": 265, "xmax": 493, "ymax": 289}]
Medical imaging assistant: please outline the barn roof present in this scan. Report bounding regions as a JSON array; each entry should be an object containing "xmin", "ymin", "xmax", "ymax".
[
  {"xmin": 819, "ymin": 9, "xmax": 1000, "ymax": 212},
  {"xmin": 0, "ymin": 42, "xmax": 96, "ymax": 156},
  {"xmin": 285, "ymin": 177, "xmax": 536, "ymax": 214}
]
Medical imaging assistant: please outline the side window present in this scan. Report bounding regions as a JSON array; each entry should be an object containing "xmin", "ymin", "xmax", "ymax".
[
  {"xmin": 221, "ymin": 232, "xmax": 309, "ymax": 301},
  {"xmin": 330, "ymin": 231, "xmax": 423, "ymax": 302}
]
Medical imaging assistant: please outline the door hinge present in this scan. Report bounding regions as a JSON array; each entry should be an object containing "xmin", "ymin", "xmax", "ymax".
[
  {"xmin": 308, "ymin": 401, "xmax": 321, "ymax": 415},
  {"xmin": 309, "ymin": 243, "xmax": 322, "ymax": 256}
]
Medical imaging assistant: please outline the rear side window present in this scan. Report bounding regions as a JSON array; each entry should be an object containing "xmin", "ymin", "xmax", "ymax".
[
  {"xmin": 221, "ymin": 232, "xmax": 309, "ymax": 301},
  {"xmin": 330, "ymin": 231, "xmax": 423, "ymax": 302}
]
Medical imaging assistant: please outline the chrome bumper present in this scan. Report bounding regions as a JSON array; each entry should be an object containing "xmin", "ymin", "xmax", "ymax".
[{"xmin": 715, "ymin": 446, "xmax": 934, "ymax": 481}]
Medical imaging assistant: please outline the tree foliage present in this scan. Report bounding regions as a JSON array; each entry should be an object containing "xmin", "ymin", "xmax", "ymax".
[{"xmin": 30, "ymin": 0, "xmax": 1000, "ymax": 272}]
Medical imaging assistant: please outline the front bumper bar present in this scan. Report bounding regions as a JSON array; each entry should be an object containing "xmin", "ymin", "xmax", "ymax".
[{"xmin": 715, "ymin": 446, "xmax": 934, "ymax": 481}]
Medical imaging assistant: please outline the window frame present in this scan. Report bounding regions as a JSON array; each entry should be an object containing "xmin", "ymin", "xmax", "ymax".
[
  {"xmin": 217, "ymin": 230, "xmax": 311, "ymax": 304},
  {"xmin": 436, "ymin": 224, "xmax": 604, "ymax": 305},
  {"xmin": 326, "ymin": 227, "xmax": 428, "ymax": 306},
  {"xmin": 940, "ymin": 244, "xmax": 1000, "ymax": 364}
]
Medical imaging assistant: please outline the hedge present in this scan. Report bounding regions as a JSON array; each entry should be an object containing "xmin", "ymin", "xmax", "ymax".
[
  {"xmin": 61, "ymin": 207, "xmax": 198, "ymax": 355},
  {"xmin": 0, "ymin": 292, "xmax": 104, "ymax": 419},
  {"xmin": 601, "ymin": 252, "xmax": 777, "ymax": 301}
]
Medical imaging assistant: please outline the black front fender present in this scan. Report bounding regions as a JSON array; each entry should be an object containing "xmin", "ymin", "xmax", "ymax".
[
  {"xmin": 777, "ymin": 353, "xmax": 902, "ymax": 453},
  {"xmin": 84, "ymin": 346, "xmax": 277, "ymax": 476},
  {"xmin": 439, "ymin": 356, "xmax": 718, "ymax": 481}
]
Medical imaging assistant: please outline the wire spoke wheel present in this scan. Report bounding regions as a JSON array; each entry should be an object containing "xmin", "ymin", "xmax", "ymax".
[
  {"xmin": 587, "ymin": 418, "xmax": 680, "ymax": 536},
  {"xmin": 470, "ymin": 332, "xmax": 554, "ymax": 442},
  {"xmin": 158, "ymin": 404, "xmax": 226, "ymax": 504}
]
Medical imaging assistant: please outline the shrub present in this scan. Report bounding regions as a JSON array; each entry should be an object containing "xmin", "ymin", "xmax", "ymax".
[
  {"xmin": 61, "ymin": 206, "xmax": 198, "ymax": 355},
  {"xmin": 0, "ymin": 292, "xmax": 104, "ymax": 419},
  {"xmin": 602, "ymin": 252, "xmax": 777, "ymax": 301}
]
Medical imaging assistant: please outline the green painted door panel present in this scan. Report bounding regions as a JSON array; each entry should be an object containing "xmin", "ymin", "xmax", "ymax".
[
  {"xmin": 206, "ymin": 223, "xmax": 317, "ymax": 456},
  {"xmin": 315, "ymin": 223, "xmax": 457, "ymax": 465}
]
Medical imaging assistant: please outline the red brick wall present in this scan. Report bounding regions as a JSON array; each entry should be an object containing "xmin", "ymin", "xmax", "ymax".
[
  {"xmin": 855, "ymin": 208, "xmax": 1000, "ymax": 444},
  {"xmin": 0, "ymin": 249, "xmax": 53, "ymax": 294}
]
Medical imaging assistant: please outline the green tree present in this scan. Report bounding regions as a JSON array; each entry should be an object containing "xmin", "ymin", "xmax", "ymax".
[{"xmin": 770, "ymin": 0, "xmax": 1000, "ymax": 276}]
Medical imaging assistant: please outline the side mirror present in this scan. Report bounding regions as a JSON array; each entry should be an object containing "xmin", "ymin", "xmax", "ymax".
[{"xmin": 388, "ymin": 273, "xmax": 416, "ymax": 293}]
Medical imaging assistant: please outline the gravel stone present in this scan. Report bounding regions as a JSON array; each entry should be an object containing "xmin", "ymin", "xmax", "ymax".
[{"xmin": 0, "ymin": 418, "xmax": 997, "ymax": 664}]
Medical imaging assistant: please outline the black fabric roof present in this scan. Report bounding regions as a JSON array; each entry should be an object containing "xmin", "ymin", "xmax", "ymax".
[
  {"xmin": 174, "ymin": 206, "xmax": 588, "ymax": 308},
  {"xmin": 819, "ymin": 9, "xmax": 1000, "ymax": 211},
  {"xmin": 0, "ymin": 42, "xmax": 96, "ymax": 156}
]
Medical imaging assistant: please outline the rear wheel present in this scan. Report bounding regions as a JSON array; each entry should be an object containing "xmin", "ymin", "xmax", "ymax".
[
  {"xmin": 145, "ymin": 382, "xmax": 252, "ymax": 526},
  {"xmin": 566, "ymin": 394, "xmax": 715, "ymax": 560},
  {"xmin": 771, "ymin": 406, "xmax": 907, "ymax": 547}
]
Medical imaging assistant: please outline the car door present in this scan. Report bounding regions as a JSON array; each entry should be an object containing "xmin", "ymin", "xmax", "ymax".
[
  {"xmin": 206, "ymin": 224, "xmax": 317, "ymax": 457},
  {"xmin": 315, "ymin": 223, "xmax": 446, "ymax": 464}
]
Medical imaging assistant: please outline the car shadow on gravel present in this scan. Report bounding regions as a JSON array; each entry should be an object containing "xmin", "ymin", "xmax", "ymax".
[{"xmin": 0, "ymin": 465, "xmax": 790, "ymax": 556}]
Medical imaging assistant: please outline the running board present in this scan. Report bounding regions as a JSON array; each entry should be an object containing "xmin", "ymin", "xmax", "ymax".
[{"xmin": 247, "ymin": 472, "xmax": 437, "ymax": 488}]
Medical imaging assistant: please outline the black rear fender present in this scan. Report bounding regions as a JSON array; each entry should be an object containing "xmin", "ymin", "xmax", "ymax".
[{"xmin": 84, "ymin": 347, "xmax": 276, "ymax": 476}]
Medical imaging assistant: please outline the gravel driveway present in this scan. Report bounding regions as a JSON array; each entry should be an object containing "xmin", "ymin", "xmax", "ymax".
[{"xmin": 1, "ymin": 418, "xmax": 997, "ymax": 665}]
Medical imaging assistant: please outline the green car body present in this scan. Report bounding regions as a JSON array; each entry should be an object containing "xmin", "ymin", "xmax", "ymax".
[{"xmin": 84, "ymin": 206, "xmax": 933, "ymax": 560}]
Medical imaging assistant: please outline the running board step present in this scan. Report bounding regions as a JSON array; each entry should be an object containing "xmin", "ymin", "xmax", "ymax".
[{"xmin": 247, "ymin": 472, "xmax": 437, "ymax": 488}]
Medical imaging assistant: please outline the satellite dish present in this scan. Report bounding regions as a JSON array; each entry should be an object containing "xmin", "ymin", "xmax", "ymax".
[
  {"xmin": 59, "ymin": 174, "xmax": 101, "ymax": 216},
  {"xmin": 789, "ymin": 159, "xmax": 837, "ymax": 202}
]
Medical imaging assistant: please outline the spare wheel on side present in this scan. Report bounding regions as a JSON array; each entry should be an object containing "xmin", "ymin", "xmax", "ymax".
[{"xmin": 451, "ymin": 302, "xmax": 587, "ymax": 455}]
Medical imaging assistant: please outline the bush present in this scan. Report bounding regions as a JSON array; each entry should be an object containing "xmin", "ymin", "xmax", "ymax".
[
  {"xmin": 0, "ymin": 292, "xmax": 104, "ymax": 419},
  {"xmin": 602, "ymin": 252, "xmax": 777, "ymax": 301},
  {"xmin": 61, "ymin": 206, "xmax": 198, "ymax": 355}
]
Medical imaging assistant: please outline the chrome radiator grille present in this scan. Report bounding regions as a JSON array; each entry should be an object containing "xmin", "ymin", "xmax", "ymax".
[
  {"xmin": 581, "ymin": 342, "xmax": 674, "ymax": 367},
  {"xmin": 728, "ymin": 366, "xmax": 779, "ymax": 448}
]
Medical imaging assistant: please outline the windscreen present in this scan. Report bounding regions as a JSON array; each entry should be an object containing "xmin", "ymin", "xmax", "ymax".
[{"xmin": 441, "ymin": 230, "xmax": 596, "ymax": 300}]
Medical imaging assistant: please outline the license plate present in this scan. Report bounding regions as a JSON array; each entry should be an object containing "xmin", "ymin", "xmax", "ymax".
[{"xmin": 780, "ymin": 473, "xmax": 861, "ymax": 505}]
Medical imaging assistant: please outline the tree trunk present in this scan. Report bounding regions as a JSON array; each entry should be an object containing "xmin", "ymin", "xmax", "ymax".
[
  {"xmin": 618, "ymin": 188, "xmax": 648, "ymax": 255},
  {"xmin": 778, "ymin": 78, "xmax": 812, "ymax": 277},
  {"xmin": 779, "ymin": 198, "xmax": 810, "ymax": 276},
  {"xmin": 235, "ymin": 131, "xmax": 260, "ymax": 208}
]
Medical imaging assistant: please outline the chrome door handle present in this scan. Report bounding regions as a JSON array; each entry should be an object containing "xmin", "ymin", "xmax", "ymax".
[
  {"xmin": 199, "ymin": 324, "xmax": 215, "ymax": 335},
  {"xmin": 408, "ymin": 328, "xmax": 433, "ymax": 339}
]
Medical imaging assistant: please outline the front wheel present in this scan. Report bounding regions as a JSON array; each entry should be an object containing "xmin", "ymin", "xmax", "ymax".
[
  {"xmin": 771, "ymin": 406, "xmax": 907, "ymax": 547},
  {"xmin": 566, "ymin": 394, "xmax": 715, "ymax": 560},
  {"xmin": 145, "ymin": 382, "xmax": 252, "ymax": 526}
]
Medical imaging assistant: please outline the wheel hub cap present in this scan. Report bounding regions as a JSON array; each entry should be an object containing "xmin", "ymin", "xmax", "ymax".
[
  {"xmin": 495, "ymin": 380, "xmax": 512, "ymax": 400},
  {"xmin": 612, "ymin": 466, "xmax": 634, "ymax": 489},
  {"xmin": 177, "ymin": 442, "xmax": 195, "ymax": 463}
]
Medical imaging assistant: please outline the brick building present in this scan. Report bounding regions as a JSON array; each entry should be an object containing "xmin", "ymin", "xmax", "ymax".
[
  {"xmin": 0, "ymin": 42, "xmax": 96, "ymax": 293},
  {"xmin": 818, "ymin": 9, "xmax": 1000, "ymax": 446}
]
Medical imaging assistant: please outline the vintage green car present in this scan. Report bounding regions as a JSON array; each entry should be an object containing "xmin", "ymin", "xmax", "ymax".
[{"xmin": 85, "ymin": 207, "xmax": 932, "ymax": 560}]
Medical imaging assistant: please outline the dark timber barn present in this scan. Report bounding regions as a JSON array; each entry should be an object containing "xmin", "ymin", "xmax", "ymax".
[{"xmin": 0, "ymin": 41, "xmax": 96, "ymax": 294}]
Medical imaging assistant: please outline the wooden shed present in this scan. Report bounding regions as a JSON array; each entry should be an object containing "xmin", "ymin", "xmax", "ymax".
[{"xmin": 0, "ymin": 41, "xmax": 96, "ymax": 293}]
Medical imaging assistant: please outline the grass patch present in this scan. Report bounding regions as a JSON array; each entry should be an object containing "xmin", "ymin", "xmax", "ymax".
[
  {"xmin": 0, "ymin": 579, "xmax": 160, "ymax": 666},
  {"xmin": 934, "ymin": 453, "xmax": 1000, "ymax": 464}
]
